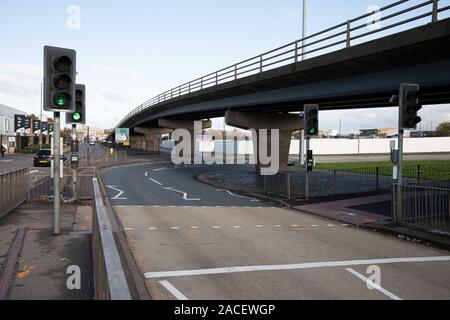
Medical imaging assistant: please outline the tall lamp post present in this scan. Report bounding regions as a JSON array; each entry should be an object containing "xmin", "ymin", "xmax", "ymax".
[{"xmin": 299, "ymin": 0, "xmax": 307, "ymax": 165}]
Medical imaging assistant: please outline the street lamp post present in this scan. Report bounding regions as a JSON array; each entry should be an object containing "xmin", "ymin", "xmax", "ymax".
[{"xmin": 299, "ymin": 0, "xmax": 307, "ymax": 165}]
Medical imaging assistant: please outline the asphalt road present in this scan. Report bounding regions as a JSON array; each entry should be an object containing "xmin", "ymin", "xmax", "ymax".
[{"xmin": 103, "ymin": 162, "xmax": 450, "ymax": 300}]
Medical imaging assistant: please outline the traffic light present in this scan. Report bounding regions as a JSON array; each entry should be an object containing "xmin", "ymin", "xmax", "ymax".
[
  {"xmin": 304, "ymin": 104, "xmax": 319, "ymax": 137},
  {"xmin": 43, "ymin": 46, "xmax": 76, "ymax": 112},
  {"xmin": 400, "ymin": 84, "xmax": 422, "ymax": 129},
  {"xmin": 66, "ymin": 84, "xmax": 86, "ymax": 124}
]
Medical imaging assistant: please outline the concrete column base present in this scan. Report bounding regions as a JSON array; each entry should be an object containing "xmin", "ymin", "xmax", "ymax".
[
  {"xmin": 226, "ymin": 111, "xmax": 303, "ymax": 174},
  {"xmin": 134, "ymin": 127, "xmax": 173, "ymax": 152}
]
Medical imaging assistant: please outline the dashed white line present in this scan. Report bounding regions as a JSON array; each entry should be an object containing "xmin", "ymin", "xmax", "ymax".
[
  {"xmin": 346, "ymin": 268, "xmax": 402, "ymax": 300},
  {"xmin": 148, "ymin": 227, "xmax": 158, "ymax": 230},
  {"xmin": 255, "ymin": 225, "xmax": 263, "ymax": 228},
  {"xmin": 213, "ymin": 226, "xmax": 221, "ymax": 229},
  {"xmin": 145, "ymin": 256, "xmax": 450, "ymax": 279},
  {"xmin": 274, "ymin": 225, "xmax": 282, "ymax": 228},
  {"xmin": 233, "ymin": 226, "xmax": 243, "ymax": 229},
  {"xmin": 159, "ymin": 280, "xmax": 189, "ymax": 300},
  {"xmin": 291, "ymin": 225, "xmax": 300, "ymax": 228},
  {"xmin": 191, "ymin": 226, "xmax": 199, "ymax": 229},
  {"xmin": 170, "ymin": 227, "xmax": 180, "ymax": 230},
  {"xmin": 124, "ymin": 228, "xmax": 133, "ymax": 231}
]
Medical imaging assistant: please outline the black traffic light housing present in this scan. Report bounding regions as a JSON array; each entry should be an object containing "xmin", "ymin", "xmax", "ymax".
[
  {"xmin": 43, "ymin": 46, "xmax": 76, "ymax": 112},
  {"xmin": 66, "ymin": 84, "xmax": 86, "ymax": 125},
  {"xmin": 400, "ymin": 84, "xmax": 422, "ymax": 130},
  {"xmin": 304, "ymin": 104, "xmax": 319, "ymax": 137}
]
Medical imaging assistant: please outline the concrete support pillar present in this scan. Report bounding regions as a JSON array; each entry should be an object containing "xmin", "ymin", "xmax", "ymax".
[
  {"xmin": 158, "ymin": 119, "xmax": 212, "ymax": 160},
  {"xmin": 134, "ymin": 127, "xmax": 173, "ymax": 152},
  {"xmin": 225, "ymin": 111, "xmax": 303, "ymax": 173}
]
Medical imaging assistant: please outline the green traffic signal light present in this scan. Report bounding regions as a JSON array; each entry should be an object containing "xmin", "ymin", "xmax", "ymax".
[
  {"xmin": 54, "ymin": 93, "xmax": 70, "ymax": 107},
  {"xmin": 72, "ymin": 112, "xmax": 81, "ymax": 121}
]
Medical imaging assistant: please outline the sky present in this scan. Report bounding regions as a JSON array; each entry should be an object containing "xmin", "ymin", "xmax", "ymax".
[{"xmin": 0, "ymin": 0, "xmax": 449, "ymax": 133}]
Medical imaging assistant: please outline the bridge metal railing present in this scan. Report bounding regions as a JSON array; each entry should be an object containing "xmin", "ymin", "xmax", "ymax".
[
  {"xmin": 392, "ymin": 184, "xmax": 450, "ymax": 233},
  {"xmin": 0, "ymin": 168, "xmax": 29, "ymax": 219},
  {"xmin": 116, "ymin": 0, "xmax": 450, "ymax": 129}
]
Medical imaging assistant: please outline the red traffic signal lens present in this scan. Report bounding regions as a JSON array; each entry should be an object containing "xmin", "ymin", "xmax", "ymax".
[{"xmin": 53, "ymin": 56, "xmax": 72, "ymax": 72}]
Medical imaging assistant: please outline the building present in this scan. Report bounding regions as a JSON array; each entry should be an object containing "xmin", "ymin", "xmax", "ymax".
[{"xmin": 0, "ymin": 103, "xmax": 26, "ymax": 153}]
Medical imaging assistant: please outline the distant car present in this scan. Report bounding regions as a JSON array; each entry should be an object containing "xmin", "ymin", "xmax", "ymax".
[
  {"xmin": 89, "ymin": 140, "xmax": 95, "ymax": 146},
  {"xmin": 33, "ymin": 149, "xmax": 52, "ymax": 167},
  {"xmin": 33, "ymin": 149, "xmax": 67, "ymax": 167}
]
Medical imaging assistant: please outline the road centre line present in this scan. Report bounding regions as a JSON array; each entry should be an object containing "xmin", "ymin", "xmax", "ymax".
[
  {"xmin": 346, "ymin": 268, "xmax": 402, "ymax": 300},
  {"xmin": 144, "ymin": 256, "xmax": 450, "ymax": 279},
  {"xmin": 159, "ymin": 280, "xmax": 189, "ymax": 300}
]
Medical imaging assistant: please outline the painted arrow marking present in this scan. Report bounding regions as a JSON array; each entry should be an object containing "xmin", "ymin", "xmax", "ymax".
[
  {"xmin": 164, "ymin": 187, "xmax": 201, "ymax": 201},
  {"xmin": 106, "ymin": 185, "xmax": 127, "ymax": 200}
]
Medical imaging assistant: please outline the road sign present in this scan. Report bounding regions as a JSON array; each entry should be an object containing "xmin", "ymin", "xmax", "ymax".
[{"xmin": 115, "ymin": 128, "xmax": 129, "ymax": 143}]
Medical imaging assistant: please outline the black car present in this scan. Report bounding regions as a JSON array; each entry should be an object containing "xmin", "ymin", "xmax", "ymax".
[{"xmin": 33, "ymin": 149, "xmax": 52, "ymax": 167}]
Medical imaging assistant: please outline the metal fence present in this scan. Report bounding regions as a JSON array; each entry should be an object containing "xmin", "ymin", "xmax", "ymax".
[
  {"xmin": 116, "ymin": 0, "xmax": 450, "ymax": 128},
  {"xmin": 264, "ymin": 164, "xmax": 450, "ymax": 200},
  {"xmin": 392, "ymin": 184, "xmax": 450, "ymax": 232},
  {"xmin": 0, "ymin": 168, "xmax": 29, "ymax": 219},
  {"xmin": 92, "ymin": 177, "xmax": 131, "ymax": 300}
]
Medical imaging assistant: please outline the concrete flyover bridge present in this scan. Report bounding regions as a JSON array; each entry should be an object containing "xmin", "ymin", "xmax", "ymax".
[{"xmin": 112, "ymin": 0, "xmax": 450, "ymax": 172}]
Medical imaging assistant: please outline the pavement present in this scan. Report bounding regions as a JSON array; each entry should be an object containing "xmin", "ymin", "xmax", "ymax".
[
  {"xmin": 101, "ymin": 162, "xmax": 450, "ymax": 300},
  {"xmin": 0, "ymin": 202, "xmax": 94, "ymax": 300}
]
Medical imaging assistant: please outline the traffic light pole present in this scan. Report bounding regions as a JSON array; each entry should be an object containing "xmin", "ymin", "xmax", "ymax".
[
  {"xmin": 72, "ymin": 124, "xmax": 78, "ymax": 202},
  {"xmin": 53, "ymin": 112, "xmax": 61, "ymax": 235},
  {"xmin": 305, "ymin": 136, "xmax": 310, "ymax": 199}
]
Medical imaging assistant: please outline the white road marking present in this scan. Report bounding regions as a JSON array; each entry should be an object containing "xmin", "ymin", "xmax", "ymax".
[
  {"xmin": 339, "ymin": 211, "xmax": 357, "ymax": 217},
  {"xmin": 164, "ymin": 187, "xmax": 201, "ymax": 201},
  {"xmin": 274, "ymin": 225, "xmax": 282, "ymax": 228},
  {"xmin": 216, "ymin": 189, "xmax": 260, "ymax": 202},
  {"xmin": 327, "ymin": 224, "xmax": 335, "ymax": 227},
  {"xmin": 341, "ymin": 224, "xmax": 349, "ymax": 227},
  {"xmin": 159, "ymin": 280, "xmax": 189, "ymax": 300},
  {"xmin": 311, "ymin": 225, "xmax": 319, "ymax": 227},
  {"xmin": 124, "ymin": 228, "xmax": 133, "ymax": 231},
  {"xmin": 255, "ymin": 225, "xmax": 263, "ymax": 228},
  {"xmin": 106, "ymin": 185, "xmax": 127, "ymax": 200},
  {"xmin": 233, "ymin": 226, "xmax": 243, "ymax": 229},
  {"xmin": 345, "ymin": 268, "xmax": 402, "ymax": 300},
  {"xmin": 291, "ymin": 225, "xmax": 300, "ymax": 228},
  {"xmin": 29, "ymin": 170, "xmax": 40, "ymax": 174},
  {"xmin": 191, "ymin": 226, "xmax": 199, "ymax": 229},
  {"xmin": 145, "ymin": 171, "xmax": 149, "ymax": 177},
  {"xmin": 213, "ymin": 226, "xmax": 221, "ymax": 229},
  {"xmin": 148, "ymin": 227, "xmax": 158, "ymax": 230},
  {"xmin": 144, "ymin": 256, "xmax": 450, "ymax": 279},
  {"xmin": 149, "ymin": 178, "xmax": 163, "ymax": 186},
  {"xmin": 153, "ymin": 167, "xmax": 170, "ymax": 172},
  {"xmin": 170, "ymin": 227, "xmax": 180, "ymax": 230}
]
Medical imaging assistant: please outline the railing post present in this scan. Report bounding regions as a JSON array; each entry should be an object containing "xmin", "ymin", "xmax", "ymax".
[
  {"xmin": 234, "ymin": 65, "xmax": 238, "ymax": 80},
  {"xmin": 432, "ymin": 0, "xmax": 438, "ymax": 22},
  {"xmin": 215, "ymin": 72, "xmax": 218, "ymax": 86},
  {"xmin": 294, "ymin": 42, "xmax": 299, "ymax": 63},
  {"xmin": 286, "ymin": 173, "xmax": 291, "ymax": 200},
  {"xmin": 260, "ymin": 55, "xmax": 263, "ymax": 72},
  {"xmin": 188, "ymin": 82, "xmax": 191, "ymax": 93},
  {"xmin": 417, "ymin": 164, "xmax": 421, "ymax": 183},
  {"xmin": 346, "ymin": 20, "xmax": 351, "ymax": 48},
  {"xmin": 376, "ymin": 167, "xmax": 380, "ymax": 192},
  {"xmin": 200, "ymin": 77, "xmax": 203, "ymax": 90}
]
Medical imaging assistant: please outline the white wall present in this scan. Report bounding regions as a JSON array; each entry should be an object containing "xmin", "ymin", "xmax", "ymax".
[{"xmin": 161, "ymin": 137, "xmax": 450, "ymax": 155}]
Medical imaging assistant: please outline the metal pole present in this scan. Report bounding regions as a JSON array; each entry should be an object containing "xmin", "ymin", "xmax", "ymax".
[
  {"xmin": 301, "ymin": 0, "xmax": 307, "ymax": 60},
  {"xmin": 40, "ymin": 83, "xmax": 43, "ymax": 150},
  {"xmin": 305, "ymin": 136, "xmax": 310, "ymax": 199},
  {"xmin": 72, "ymin": 124, "xmax": 78, "ymax": 202},
  {"xmin": 397, "ymin": 87, "xmax": 404, "ymax": 224},
  {"xmin": 299, "ymin": 129, "xmax": 305, "ymax": 165},
  {"xmin": 53, "ymin": 112, "xmax": 61, "ymax": 235}
]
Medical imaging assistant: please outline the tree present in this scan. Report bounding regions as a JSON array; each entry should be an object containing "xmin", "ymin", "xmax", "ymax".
[{"xmin": 436, "ymin": 122, "xmax": 450, "ymax": 137}]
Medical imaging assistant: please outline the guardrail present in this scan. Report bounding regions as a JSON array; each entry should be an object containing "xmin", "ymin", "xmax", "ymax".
[
  {"xmin": 116, "ymin": 0, "xmax": 450, "ymax": 129},
  {"xmin": 92, "ymin": 177, "xmax": 131, "ymax": 300},
  {"xmin": 0, "ymin": 168, "xmax": 29, "ymax": 219},
  {"xmin": 392, "ymin": 184, "xmax": 450, "ymax": 232}
]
